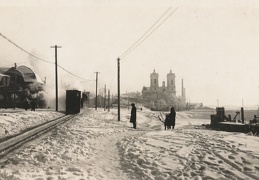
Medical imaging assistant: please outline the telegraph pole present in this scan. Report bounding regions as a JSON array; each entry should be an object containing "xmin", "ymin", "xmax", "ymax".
[
  {"xmin": 111, "ymin": 94, "xmax": 113, "ymax": 109},
  {"xmin": 127, "ymin": 91, "xmax": 129, "ymax": 110},
  {"xmin": 104, "ymin": 84, "xmax": 106, "ymax": 111},
  {"xmin": 94, "ymin": 72, "xmax": 100, "ymax": 110},
  {"xmin": 14, "ymin": 63, "xmax": 17, "ymax": 109},
  {"xmin": 51, "ymin": 45, "xmax": 61, "ymax": 111},
  {"xmin": 117, "ymin": 57, "xmax": 120, "ymax": 121},
  {"xmin": 108, "ymin": 89, "xmax": 110, "ymax": 112}
]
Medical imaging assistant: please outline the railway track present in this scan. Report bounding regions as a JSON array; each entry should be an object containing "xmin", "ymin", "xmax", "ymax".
[{"xmin": 0, "ymin": 114, "xmax": 78, "ymax": 158}]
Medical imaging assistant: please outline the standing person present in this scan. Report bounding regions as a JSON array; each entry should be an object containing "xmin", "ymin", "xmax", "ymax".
[
  {"xmin": 24, "ymin": 98, "xmax": 29, "ymax": 111},
  {"xmin": 130, "ymin": 103, "xmax": 137, "ymax": 129},
  {"xmin": 169, "ymin": 107, "xmax": 176, "ymax": 129},
  {"xmin": 164, "ymin": 114, "xmax": 171, "ymax": 130},
  {"xmin": 31, "ymin": 99, "xmax": 36, "ymax": 111}
]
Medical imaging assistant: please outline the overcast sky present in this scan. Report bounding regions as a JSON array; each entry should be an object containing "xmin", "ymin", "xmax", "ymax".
[{"xmin": 0, "ymin": 0, "xmax": 259, "ymax": 107}]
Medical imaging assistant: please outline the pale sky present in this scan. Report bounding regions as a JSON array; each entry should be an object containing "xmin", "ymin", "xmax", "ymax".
[{"xmin": 0, "ymin": 0, "xmax": 259, "ymax": 107}]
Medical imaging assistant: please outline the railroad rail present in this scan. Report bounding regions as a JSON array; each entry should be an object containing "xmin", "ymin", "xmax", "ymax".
[{"xmin": 0, "ymin": 114, "xmax": 78, "ymax": 157}]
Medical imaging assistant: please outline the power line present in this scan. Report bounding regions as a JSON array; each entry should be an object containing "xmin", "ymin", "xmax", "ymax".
[
  {"xmin": 120, "ymin": 7, "xmax": 178, "ymax": 60},
  {"xmin": 80, "ymin": 79, "xmax": 95, "ymax": 83},
  {"xmin": 121, "ymin": 7, "xmax": 178, "ymax": 59},
  {"xmin": 0, "ymin": 33, "xmax": 54, "ymax": 64},
  {"xmin": 2, "ymin": 55, "xmax": 55, "ymax": 67},
  {"xmin": 57, "ymin": 65, "xmax": 87, "ymax": 80},
  {"xmin": 0, "ymin": 32, "xmax": 88, "ymax": 80},
  {"xmin": 119, "ymin": 7, "xmax": 172, "ymax": 58}
]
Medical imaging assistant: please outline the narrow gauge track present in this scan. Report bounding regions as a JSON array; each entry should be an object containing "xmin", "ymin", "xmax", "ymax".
[{"xmin": 0, "ymin": 114, "xmax": 78, "ymax": 158}]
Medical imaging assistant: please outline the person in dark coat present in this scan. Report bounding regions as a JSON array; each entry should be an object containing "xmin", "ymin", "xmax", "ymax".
[
  {"xmin": 169, "ymin": 107, "xmax": 176, "ymax": 129},
  {"xmin": 130, "ymin": 103, "xmax": 137, "ymax": 129},
  {"xmin": 31, "ymin": 99, "xmax": 36, "ymax": 111},
  {"xmin": 164, "ymin": 114, "xmax": 171, "ymax": 130},
  {"xmin": 24, "ymin": 98, "xmax": 29, "ymax": 111}
]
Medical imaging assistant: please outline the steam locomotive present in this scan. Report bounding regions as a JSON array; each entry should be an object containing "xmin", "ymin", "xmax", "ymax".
[{"xmin": 0, "ymin": 65, "xmax": 46, "ymax": 109}]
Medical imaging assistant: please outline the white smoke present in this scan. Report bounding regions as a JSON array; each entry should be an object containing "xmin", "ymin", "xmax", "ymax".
[{"xmin": 26, "ymin": 50, "xmax": 88, "ymax": 111}]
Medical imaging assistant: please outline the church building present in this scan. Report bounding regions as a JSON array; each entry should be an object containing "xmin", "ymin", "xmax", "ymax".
[{"xmin": 142, "ymin": 70, "xmax": 186, "ymax": 110}]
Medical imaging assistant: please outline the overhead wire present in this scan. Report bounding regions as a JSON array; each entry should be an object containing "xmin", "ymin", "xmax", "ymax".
[
  {"xmin": 2, "ymin": 55, "xmax": 56, "ymax": 67},
  {"xmin": 57, "ymin": 65, "xmax": 86, "ymax": 80},
  {"xmin": 80, "ymin": 79, "xmax": 95, "ymax": 83},
  {"xmin": 119, "ymin": 7, "xmax": 172, "ymax": 58},
  {"xmin": 120, "ymin": 7, "xmax": 179, "ymax": 60},
  {"xmin": 0, "ymin": 32, "xmax": 87, "ymax": 80},
  {"xmin": 0, "ymin": 33, "xmax": 54, "ymax": 64}
]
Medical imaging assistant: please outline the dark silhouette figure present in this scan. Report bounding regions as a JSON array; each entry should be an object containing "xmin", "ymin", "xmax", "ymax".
[
  {"xmin": 24, "ymin": 98, "xmax": 29, "ymax": 111},
  {"xmin": 169, "ymin": 107, "xmax": 176, "ymax": 129},
  {"xmin": 130, "ymin": 103, "xmax": 137, "ymax": 129},
  {"xmin": 165, "ymin": 107, "xmax": 176, "ymax": 130},
  {"xmin": 164, "ymin": 114, "xmax": 171, "ymax": 130},
  {"xmin": 31, "ymin": 99, "xmax": 36, "ymax": 111}
]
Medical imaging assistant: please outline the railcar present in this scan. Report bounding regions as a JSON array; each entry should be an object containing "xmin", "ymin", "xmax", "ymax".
[{"xmin": 66, "ymin": 90, "xmax": 81, "ymax": 114}]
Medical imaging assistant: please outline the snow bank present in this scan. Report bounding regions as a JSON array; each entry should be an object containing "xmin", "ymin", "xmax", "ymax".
[
  {"xmin": 0, "ymin": 110, "xmax": 64, "ymax": 138},
  {"xmin": 117, "ymin": 111, "xmax": 259, "ymax": 180},
  {"xmin": 0, "ymin": 108, "xmax": 130, "ymax": 180},
  {"xmin": 0, "ymin": 108, "xmax": 259, "ymax": 180}
]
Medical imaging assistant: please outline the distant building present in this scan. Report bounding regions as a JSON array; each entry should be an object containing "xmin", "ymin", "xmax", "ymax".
[{"xmin": 142, "ymin": 70, "xmax": 186, "ymax": 110}]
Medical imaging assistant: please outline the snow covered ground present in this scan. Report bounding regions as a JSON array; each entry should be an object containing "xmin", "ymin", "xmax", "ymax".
[{"xmin": 0, "ymin": 107, "xmax": 259, "ymax": 180}]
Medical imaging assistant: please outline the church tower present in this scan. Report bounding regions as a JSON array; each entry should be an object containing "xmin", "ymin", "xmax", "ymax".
[
  {"xmin": 167, "ymin": 70, "xmax": 176, "ymax": 94},
  {"xmin": 150, "ymin": 69, "xmax": 159, "ymax": 91}
]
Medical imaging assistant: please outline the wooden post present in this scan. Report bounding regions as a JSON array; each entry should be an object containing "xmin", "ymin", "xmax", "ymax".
[
  {"xmin": 104, "ymin": 84, "xmax": 106, "ymax": 111},
  {"xmin": 51, "ymin": 45, "xmax": 61, "ymax": 111},
  {"xmin": 14, "ymin": 63, "xmax": 17, "ymax": 109},
  {"xmin": 117, "ymin": 58, "xmax": 120, "ymax": 121},
  {"xmin": 94, "ymin": 72, "xmax": 100, "ymax": 110},
  {"xmin": 241, "ymin": 107, "xmax": 245, "ymax": 124},
  {"xmin": 108, "ymin": 89, "xmax": 110, "ymax": 112}
]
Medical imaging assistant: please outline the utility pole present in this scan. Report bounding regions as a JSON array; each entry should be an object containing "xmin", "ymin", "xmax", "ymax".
[
  {"xmin": 108, "ymin": 89, "xmax": 110, "ymax": 112},
  {"xmin": 111, "ymin": 94, "xmax": 113, "ymax": 109},
  {"xmin": 178, "ymin": 99, "xmax": 180, "ymax": 111},
  {"xmin": 117, "ymin": 57, "xmax": 120, "ymax": 121},
  {"xmin": 14, "ymin": 63, "xmax": 17, "ymax": 109},
  {"xmin": 51, "ymin": 45, "xmax": 61, "ymax": 111},
  {"xmin": 104, "ymin": 84, "xmax": 106, "ymax": 111},
  {"xmin": 127, "ymin": 91, "xmax": 129, "ymax": 110},
  {"xmin": 94, "ymin": 72, "xmax": 100, "ymax": 110},
  {"xmin": 241, "ymin": 107, "xmax": 245, "ymax": 124}
]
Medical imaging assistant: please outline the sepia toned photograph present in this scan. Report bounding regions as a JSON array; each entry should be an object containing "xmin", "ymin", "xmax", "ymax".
[{"xmin": 0, "ymin": 0, "xmax": 259, "ymax": 179}]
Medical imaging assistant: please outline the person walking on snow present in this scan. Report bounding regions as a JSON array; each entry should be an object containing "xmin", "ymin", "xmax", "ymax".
[
  {"xmin": 169, "ymin": 107, "xmax": 176, "ymax": 129},
  {"xmin": 31, "ymin": 99, "xmax": 36, "ymax": 111},
  {"xmin": 164, "ymin": 114, "xmax": 171, "ymax": 130},
  {"xmin": 130, "ymin": 103, "xmax": 137, "ymax": 129},
  {"xmin": 24, "ymin": 98, "xmax": 29, "ymax": 111}
]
